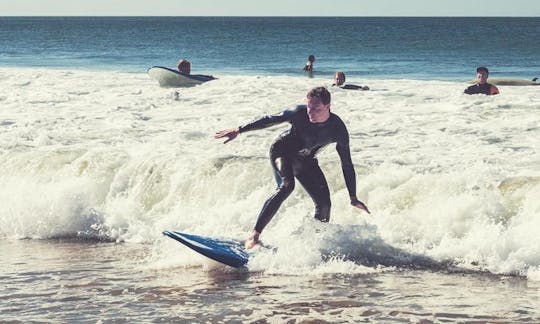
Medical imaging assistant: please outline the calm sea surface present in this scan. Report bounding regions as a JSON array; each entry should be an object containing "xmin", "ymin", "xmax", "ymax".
[{"xmin": 1, "ymin": 16, "xmax": 539, "ymax": 79}]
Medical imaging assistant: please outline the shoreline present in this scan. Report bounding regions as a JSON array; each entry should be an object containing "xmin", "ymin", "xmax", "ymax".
[{"xmin": 2, "ymin": 66, "xmax": 537, "ymax": 83}]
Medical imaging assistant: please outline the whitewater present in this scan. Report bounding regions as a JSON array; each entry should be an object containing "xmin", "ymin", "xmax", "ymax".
[{"xmin": 1, "ymin": 67, "xmax": 540, "ymax": 322}]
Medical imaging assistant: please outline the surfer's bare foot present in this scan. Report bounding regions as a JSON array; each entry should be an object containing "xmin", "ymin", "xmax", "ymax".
[{"xmin": 244, "ymin": 230, "xmax": 260, "ymax": 249}]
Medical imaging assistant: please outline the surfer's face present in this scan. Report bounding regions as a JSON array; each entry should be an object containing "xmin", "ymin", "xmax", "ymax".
[
  {"xmin": 333, "ymin": 74, "xmax": 345, "ymax": 86},
  {"xmin": 306, "ymin": 97, "xmax": 330, "ymax": 123},
  {"xmin": 477, "ymin": 71, "xmax": 488, "ymax": 84}
]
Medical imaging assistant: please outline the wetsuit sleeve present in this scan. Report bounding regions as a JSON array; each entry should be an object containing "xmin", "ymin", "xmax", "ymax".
[
  {"xmin": 238, "ymin": 106, "xmax": 302, "ymax": 133},
  {"xmin": 464, "ymin": 85, "xmax": 475, "ymax": 94},
  {"xmin": 335, "ymin": 123, "xmax": 357, "ymax": 199},
  {"xmin": 341, "ymin": 84, "xmax": 362, "ymax": 90}
]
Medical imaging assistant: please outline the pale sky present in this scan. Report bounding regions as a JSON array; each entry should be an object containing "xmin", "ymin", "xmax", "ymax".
[{"xmin": 1, "ymin": 0, "xmax": 540, "ymax": 16}]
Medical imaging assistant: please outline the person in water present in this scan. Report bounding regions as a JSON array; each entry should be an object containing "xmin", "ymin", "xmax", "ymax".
[
  {"xmin": 214, "ymin": 87, "xmax": 370, "ymax": 249},
  {"xmin": 332, "ymin": 72, "xmax": 369, "ymax": 90},
  {"xmin": 177, "ymin": 59, "xmax": 191, "ymax": 74},
  {"xmin": 303, "ymin": 55, "xmax": 315, "ymax": 72},
  {"xmin": 176, "ymin": 58, "xmax": 217, "ymax": 82},
  {"xmin": 464, "ymin": 66, "xmax": 499, "ymax": 95}
]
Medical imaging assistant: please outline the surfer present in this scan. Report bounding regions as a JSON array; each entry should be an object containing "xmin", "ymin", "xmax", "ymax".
[
  {"xmin": 464, "ymin": 66, "xmax": 499, "ymax": 95},
  {"xmin": 215, "ymin": 87, "xmax": 370, "ymax": 249},
  {"xmin": 172, "ymin": 58, "xmax": 216, "ymax": 83},
  {"xmin": 332, "ymin": 72, "xmax": 369, "ymax": 90},
  {"xmin": 303, "ymin": 55, "xmax": 315, "ymax": 72},
  {"xmin": 177, "ymin": 59, "xmax": 191, "ymax": 74}
]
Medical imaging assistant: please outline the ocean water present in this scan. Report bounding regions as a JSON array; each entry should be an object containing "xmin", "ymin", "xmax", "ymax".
[
  {"xmin": 1, "ymin": 17, "xmax": 540, "ymax": 322},
  {"xmin": 1, "ymin": 17, "xmax": 539, "ymax": 79}
]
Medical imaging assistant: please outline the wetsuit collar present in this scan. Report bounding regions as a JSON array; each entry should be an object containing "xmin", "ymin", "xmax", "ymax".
[{"xmin": 311, "ymin": 114, "xmax": 331, "ymax": 126}]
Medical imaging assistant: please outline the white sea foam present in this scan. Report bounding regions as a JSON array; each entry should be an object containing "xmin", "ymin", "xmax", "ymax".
[{"xmin": 1, "ymin": 67, "xmax": 539, "ymax": 278}]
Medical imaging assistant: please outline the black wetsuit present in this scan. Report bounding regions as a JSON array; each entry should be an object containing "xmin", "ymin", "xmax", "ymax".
[
  {"xmin": 464, "ymin": 83, "xmax": 494, "ymax": 95},
  {"xmin": 238, "ymin": 105, "xmax": 357, "ymax": 233},
  {"xmin": 332, "ymin": 84, "xmax": 369, "ymax": 91}
]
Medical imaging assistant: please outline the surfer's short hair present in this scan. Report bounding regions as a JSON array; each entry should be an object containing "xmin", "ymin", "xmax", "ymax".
[
  {"xmin": 476, "ymin": 66, "xmax": 489, "ymax": 74},
  {"xmin": 307, "ymin": 86, "xmax": 331, "ymax": 105}
]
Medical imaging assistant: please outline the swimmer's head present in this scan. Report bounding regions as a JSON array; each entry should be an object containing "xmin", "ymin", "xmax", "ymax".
[
  {"xmin": 333, "ymin": 72, "xmax": 346, "ymax": 86},
  {"xmin": 476, "ymin": 66, "xmax": 489, "ymax": 84},
  {"xmin": 177, "ymin": 59, "xmax": 191, "ymax": 74}
]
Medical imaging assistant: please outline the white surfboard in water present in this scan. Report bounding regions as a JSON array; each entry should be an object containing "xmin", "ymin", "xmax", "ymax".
[
  {"xmin": 469, "ymin": 77, "xmax": 539, "ymax": 86},
  {"xmin": 148, "ymin": 66, "xmax": 216, "ymax": 88}
]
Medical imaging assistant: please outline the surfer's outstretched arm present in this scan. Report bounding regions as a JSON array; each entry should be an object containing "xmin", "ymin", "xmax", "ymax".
[
  {"xmin": 214, "ymin": 128, "xmax": 239, "ymax": 144},
  {"xmin": 214, "ymin": 106, "xmax": 301, "ymax": 144}
]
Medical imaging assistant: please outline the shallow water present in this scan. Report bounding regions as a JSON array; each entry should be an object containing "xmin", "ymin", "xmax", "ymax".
[{"xmin": 2, "ymin": 240, "xmax": 540, "ymax": 322}]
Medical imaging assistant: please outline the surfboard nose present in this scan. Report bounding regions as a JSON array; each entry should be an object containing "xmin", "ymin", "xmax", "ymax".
[{"xmin": 163, "ymin": 230, "xmax": 249, "ymax": 268}]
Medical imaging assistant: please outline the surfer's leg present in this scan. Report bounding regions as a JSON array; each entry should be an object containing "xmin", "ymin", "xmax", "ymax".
[
  {"xmin": 295, "ymin": 158, "xmax": 331, "ymax": 222},
  {"xmin": 253, "ymin": 156, "xmax": 295, "ymax": 234},
  {"xmin": 272, "ymin": 161, "xmax": 283, "ymax": 187}
]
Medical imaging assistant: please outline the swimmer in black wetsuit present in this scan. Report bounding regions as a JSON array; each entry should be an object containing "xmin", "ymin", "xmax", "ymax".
[
  {"xmin": 303, "ymin": 55, "xmax": 315, "ymax": 72},
  {"xmin": 332, "ymin": 72, "xmax": 369, "ymax": 91},
  {"xmin": 215, "ymin": 87, "xmax": 370, "ymax": 249},
  {"xmin": 464, "ymin": 66, "xmax": 499, "ymax": 95}
]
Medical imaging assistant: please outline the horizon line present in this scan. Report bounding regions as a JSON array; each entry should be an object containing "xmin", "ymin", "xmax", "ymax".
[{"xmin": 1, "ymin": 15, "xmax": 540, "ymax": 18}]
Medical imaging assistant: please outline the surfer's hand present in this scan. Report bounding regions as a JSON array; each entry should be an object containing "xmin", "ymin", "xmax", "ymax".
[
  {"xmin": 351, "ymin": 197, "xmax": 370, "ymax": 214},
  {"xmin": 214, "ymin": 128, "xmax": 239, "ymax": 144}
]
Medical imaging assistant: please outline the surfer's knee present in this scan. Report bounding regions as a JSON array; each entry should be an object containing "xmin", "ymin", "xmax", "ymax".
[{"xmin": 278, "ymin": 179, "xmax": 295, "ymax": 196}]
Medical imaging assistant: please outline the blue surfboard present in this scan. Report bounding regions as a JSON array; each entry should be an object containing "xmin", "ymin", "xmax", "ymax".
[{"xmin": 163, "ymin": 231, "xmax": 249, "ymax": 268}]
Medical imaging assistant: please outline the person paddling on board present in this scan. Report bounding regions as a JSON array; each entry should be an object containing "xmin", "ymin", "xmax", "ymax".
[
  {"xmin": 332, "ymin": 71, "xmax": 369, "ymax": 90},
  {"xmin": 464, "ymin": 66, "xmax": 499, "ymax": 95},
  {"xmin": 215, "ymin": 87, "xmax": 370, "ymax": 249},
  {"xmin": 175, "ymin": 58, "xmax": 216, "ymax": 82}
]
